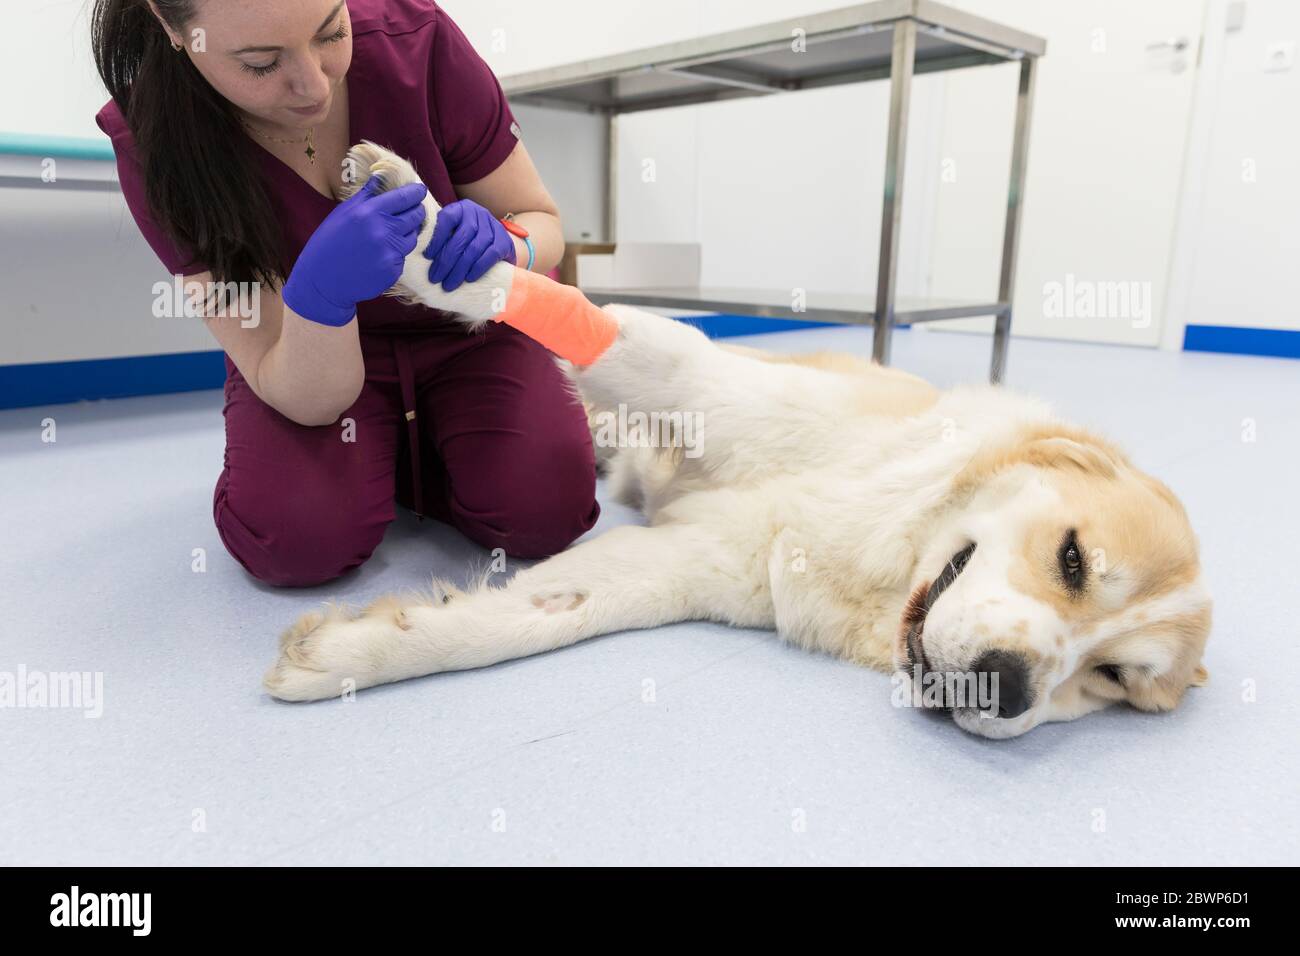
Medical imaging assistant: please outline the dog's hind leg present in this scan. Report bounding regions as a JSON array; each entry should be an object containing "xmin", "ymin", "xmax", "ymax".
[{"xmin": 263, "ymin": 523, "xmax": 768, "ymax": 702}]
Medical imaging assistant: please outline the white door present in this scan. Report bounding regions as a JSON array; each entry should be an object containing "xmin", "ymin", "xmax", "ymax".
[
  {"xmin": 923, "ymin": 0, "xmax": 1209, "ymax": 347},
  {"xmin": 1165, "ymin": 0, "xmax": 1300, "ymax": 350}
]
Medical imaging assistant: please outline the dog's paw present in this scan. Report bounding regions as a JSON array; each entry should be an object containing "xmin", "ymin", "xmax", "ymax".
[
  {"xmin": 336, "ymin": 140, "xmax": 505, "ymax": 327},
  {"xmin": 337, "ymin": 140, "xmax": 422, "ymax": 201},
  {"xmin": 264, "ymin": 603, "xmax": 368, "ymax": 702},
  {"xmin": 263, "ymin": 582, "xmax": 466, "ymax": 702}
]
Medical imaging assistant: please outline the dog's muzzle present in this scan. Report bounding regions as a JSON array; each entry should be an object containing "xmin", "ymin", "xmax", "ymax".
[{"xmin": 902, "ymin": 542, "xmax": 977, "ymax": 692}]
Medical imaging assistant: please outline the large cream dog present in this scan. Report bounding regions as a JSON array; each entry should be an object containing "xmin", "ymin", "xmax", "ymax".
[{"xmin": 263, "ymin": 143, "xmax": 1212, "ymax": 739}]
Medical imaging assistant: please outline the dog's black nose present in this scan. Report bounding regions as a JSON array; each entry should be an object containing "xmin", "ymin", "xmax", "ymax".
[{"xmin": 973, "ymin": 650, "xmax": 1032, "ymax": 719}]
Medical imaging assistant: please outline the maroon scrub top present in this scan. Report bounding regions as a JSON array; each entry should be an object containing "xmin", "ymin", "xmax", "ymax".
[
  {"xmin": 88, "ymin": 0, "xmax": 601, "ymax": 575},
  {"xmin": 95, "ymin": 0, "xmax": 522, "ymax": 332}
]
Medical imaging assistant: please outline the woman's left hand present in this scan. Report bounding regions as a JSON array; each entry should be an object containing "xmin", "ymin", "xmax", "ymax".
[{"xmin": 423, "ymin": 199, "xmax": 517, "ymax": 292}]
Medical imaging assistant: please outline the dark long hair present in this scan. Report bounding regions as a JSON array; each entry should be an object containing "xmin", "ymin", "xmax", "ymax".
[{"xmin": 92, "ymin": 0, "xmax": 287, "ymax": 290}]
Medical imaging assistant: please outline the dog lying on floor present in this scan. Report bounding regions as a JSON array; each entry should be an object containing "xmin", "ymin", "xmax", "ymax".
[{"xmin": 263, "ymin": 142, "xmax": 1212, "ymax": 739}]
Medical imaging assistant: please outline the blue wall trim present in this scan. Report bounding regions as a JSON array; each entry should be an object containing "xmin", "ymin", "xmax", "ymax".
[
  {"xmin": 1183, "ymin": 324, "xmax": 1300, "ymax": 360},
  {"xmin": 676, "ymin": 312, "xmax": 838, "ymax": 338},
  {"xmin": 7, "ymin": 320, "xmax": 1295, "ymax": 410},
  {"xmin": 0, "ymin": 131, "xmax": 116, "ymax": 162},
  {"xmin": 0, "ymin": 315, "xmax": 839, "ymax": 409},
  {"xmin": 0, "ymin": 351, "xmax": 227, "ymax": 410}
]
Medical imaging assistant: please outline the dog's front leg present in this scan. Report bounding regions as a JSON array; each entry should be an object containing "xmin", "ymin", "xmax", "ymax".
[
  {"xmin": 336, "ymin": 142, "xmax": 758, "ymax": 410},
  {"xmin": 263, "ymin": 523, "xmax": 766, "ymax": 702}
]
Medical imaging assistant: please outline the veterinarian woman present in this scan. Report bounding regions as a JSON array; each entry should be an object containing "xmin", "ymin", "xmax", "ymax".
[{"xmin": 92, "ymin": 0, "xmax": 599, "ymax": 586}]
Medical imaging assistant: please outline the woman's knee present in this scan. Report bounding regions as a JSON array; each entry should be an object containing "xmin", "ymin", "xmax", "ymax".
[
  {"xmin": 451, "ymin": 437, "xmax": 600, "ymax": 559},
  {"xmin": 213, "ymin": 471, "xmax": 391, "ymax": 587},
  {"xmin": 461, "ymin": 497, "xmax": 599, "ymax": 559}
]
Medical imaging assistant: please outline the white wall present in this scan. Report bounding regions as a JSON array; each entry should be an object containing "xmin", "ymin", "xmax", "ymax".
[
  {"xmin": 456, "ymin": 0, "xmax": 1218, "ymax": 345},
  {"xmin": 3, "ymin": 0, "xmax": 941, "ymax": 367},
  {"xmin": 920, "ymin": 0, "xmax": 1209, "ymax": 347},
  {"xmin": 4, "ymin": 0, "xmax": 1296, "ymax": 370},
  {"xmin": 452, "ymin": 0, "xmax": 942, "ymax": 300},
  {"xmin": 9, "ymin": 1, "xmax": 109, "ymax": 139},
  {"xmin": 0, "ymin": 2, "xmax": 226, "ymax": 366},
  {"xmin": 1169, "ymin": 0, "xmax": 1300, "ymax": 338},
  {"xmin": 0, "ymin": 164, "xmax": 216, "ymax": 366}
]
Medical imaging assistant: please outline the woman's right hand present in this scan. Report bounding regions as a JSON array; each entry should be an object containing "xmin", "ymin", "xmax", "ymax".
[{"xmin": 281, "ymin": 176, "xmax": 429, "ymax": 327}]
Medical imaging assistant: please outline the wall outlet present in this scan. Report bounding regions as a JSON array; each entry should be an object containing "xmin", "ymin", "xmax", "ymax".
[{"xmin": 1263, "ymin": 41, "xmax": 1295, "ymax": 73}]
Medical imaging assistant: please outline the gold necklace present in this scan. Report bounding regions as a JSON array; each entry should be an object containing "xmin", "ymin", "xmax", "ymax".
[{"xmin": 240, "ymin": 117, "xmax": 317, "ymax": 164}]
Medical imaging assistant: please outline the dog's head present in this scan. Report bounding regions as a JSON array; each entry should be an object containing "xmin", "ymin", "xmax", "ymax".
[{"xmin": 895, "ymin": 424, "xmax": 1211, "ymax": 739}]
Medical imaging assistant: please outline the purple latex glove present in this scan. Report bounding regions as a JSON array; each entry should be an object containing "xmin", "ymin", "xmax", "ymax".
[
  {"xmin": 282, "ymin": 176, "xmax": 428, "ymax": 326},
  {"xmin": 423, "ymin": 198, "xmax": 517, "ymax": 292}
]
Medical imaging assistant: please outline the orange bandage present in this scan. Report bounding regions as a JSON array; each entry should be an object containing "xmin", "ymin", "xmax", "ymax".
[{"xmin": 492, "ymin": 268, "xmax": 619, "ymax": 367}]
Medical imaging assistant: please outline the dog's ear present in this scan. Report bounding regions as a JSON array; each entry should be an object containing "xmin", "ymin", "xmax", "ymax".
[
  {"xmin": 1018, "ymin": 436, "xmax": 1120, "ymax": 479},
  {"xmin": 951, "ymin": 426, "xmax": 1126, "ymax": 498},
  {"xmin": 1122, "ymin": 605, "xmax": 1213, "ymax": 712}
]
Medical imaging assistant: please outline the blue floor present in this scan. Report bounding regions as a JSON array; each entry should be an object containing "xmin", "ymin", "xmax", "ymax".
[{"xmin": 1, "ymin": 325, "xmax": 1295, "ymax": 865}]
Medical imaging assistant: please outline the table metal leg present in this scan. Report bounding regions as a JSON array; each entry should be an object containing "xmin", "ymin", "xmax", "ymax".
[
  {"xmin": 873, "ymin": 19, "xmax": 916, "ymax": 366},
  {"xmin": 991, "ymin": 56, "xmax": 1037, "ymax": 384},
  {"xmin": 604, "ymin": 111, "xmax": 619, "ymax": 244}
]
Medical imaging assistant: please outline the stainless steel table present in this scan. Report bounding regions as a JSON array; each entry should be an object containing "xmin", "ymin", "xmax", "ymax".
[{"xmin": 500, "ymin": 0, "xmax": 1045, "ymax": 382}]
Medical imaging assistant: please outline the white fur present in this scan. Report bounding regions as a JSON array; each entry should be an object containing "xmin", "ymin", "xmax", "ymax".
[
  {"xmin": 338, "ymin": 141, "xmax": 515, "ymax": 324},
  {"xmin": 265, "ymin": 144, "xmax": 1210, "ymax": 739}
]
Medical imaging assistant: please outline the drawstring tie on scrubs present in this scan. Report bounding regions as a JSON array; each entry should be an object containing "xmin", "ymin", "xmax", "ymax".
[{"xmin": 390, "ymin": 336, "xmax": 425, "ymax": 522}]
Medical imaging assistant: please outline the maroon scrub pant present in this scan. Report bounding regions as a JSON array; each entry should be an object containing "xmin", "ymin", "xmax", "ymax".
[{"xmin": 211, "ymin": 320, "xmax": 600, "ymax": 587}]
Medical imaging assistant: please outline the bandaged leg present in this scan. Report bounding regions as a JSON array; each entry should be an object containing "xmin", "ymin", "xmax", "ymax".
[
  {"xmin": 338, "ymin": 140, "xmax": 620, "ymax": 367},
  {"xmin": 489, "ymin": 269, "xmax": 619, "ymax": 367},
  {"xmin": 396, "ymin": 247, "xmax": 620, "ymax": 368}
]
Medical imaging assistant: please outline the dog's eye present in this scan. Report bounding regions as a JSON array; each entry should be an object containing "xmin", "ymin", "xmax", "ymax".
[
  {"xmin": 1058, "ymin": 530, "xmax": 1086, "ymax": 593},
  {"xmin": 1095, "ymin": 664, "xmax": 1124, "ymax": 685}
]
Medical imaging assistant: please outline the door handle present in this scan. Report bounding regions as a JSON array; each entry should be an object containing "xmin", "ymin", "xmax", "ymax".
[{"xmin": 1146, "ymin": 36, "xmax": 1190, "ymax": 52}]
